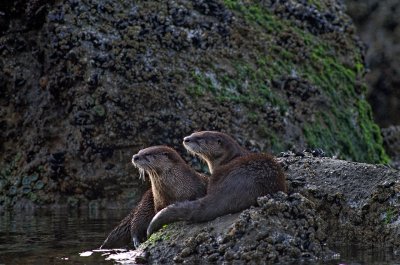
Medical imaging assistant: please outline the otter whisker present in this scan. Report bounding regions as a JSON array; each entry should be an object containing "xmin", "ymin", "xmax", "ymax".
[
  {"xmin": 186, "ymin": 148, "xmax": 198, "ymax": 158},
  {"xmin": 103, "ymin": 145, "xmax": 207, "ymax": 247},
  {"xmin": 138, "ymin": 168, "xmax": 146, "ymax": 181},
  {"xmin": 188, "ymin": 148, "xmax": 205, "ymax": 162}
]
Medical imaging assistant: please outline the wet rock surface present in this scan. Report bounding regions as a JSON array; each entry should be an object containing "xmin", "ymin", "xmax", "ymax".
[
  {"xmin": 0, "ymin": 0, "xmax": 389, "ymax": 210},
  {"xmin": 142, "ymin": 192, "xmax": 332, "ymax": 264},
  {"xmin": 116, "ymin": 153, "xmax": 400, "ymax": 264}
]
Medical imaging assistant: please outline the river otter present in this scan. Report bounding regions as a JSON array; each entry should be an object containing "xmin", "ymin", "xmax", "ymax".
[
  {"xmin": 147, "ymin": 131, "xmax": 287, "ymax": 236},
  {"xmin": 100, "ymin": 189, "xmax": 154, "ymax": 249},
  {"xmin": 100, "ymin": 145, "xmax": 207, "ymax": 249}
]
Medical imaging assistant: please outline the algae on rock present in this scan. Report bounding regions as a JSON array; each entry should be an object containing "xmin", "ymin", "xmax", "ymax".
[
  {"xmin": 0, "ymin": 0, "xmax": 388, "ymax": 209},
  {"xmin": 106, "ymin": 153, "xmax": 400, "ymax": 264}
]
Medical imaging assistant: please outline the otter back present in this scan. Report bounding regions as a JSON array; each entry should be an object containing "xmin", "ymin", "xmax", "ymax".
[
  {"xmin": 147, "ymin": 152, "xmax": 287, "ymax": 235},
  {"xmin": 210, "ymin": 153, "xmax": 287, "ymax": 194}
]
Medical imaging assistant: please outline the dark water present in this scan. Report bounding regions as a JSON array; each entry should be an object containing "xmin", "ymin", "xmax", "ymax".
[
  {"xmin": 325, "ymin": 245, "xmax": 400, "ymax": 265},
  {"xmin": 0, "ymin": 208, "xmax": 128, "ymax": 265},
  {"xmin": 0, "ymin": 209, "xmax": 399, "ymax": 265}
]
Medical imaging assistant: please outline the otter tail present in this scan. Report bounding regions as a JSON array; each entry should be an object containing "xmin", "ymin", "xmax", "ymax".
[
  {"xmin": 130, "ymin": 189, "xmax": 155, "ymax": 248},
  {"xmin": 100, "ymin": 189, "xmax": 155, "ymax": 249},
  {"xmin": 100, "ymin": 212, "xmax": 133, "ymax": 249}
]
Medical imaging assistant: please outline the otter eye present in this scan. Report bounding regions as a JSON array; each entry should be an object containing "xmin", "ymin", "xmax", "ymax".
[
  {"xmin": 217, "ymin": 139, "xmax": 222, "ymax": 145},
  {"xmin": 162, "ymin": 152, "xmax": 168, "ymax": 156}
]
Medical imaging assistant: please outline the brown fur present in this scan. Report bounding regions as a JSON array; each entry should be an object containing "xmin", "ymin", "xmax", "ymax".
[
  {"xmin": 101, "ymin": 189, "xmax": 154, "ymax": 249},
  {"xmin": 147, "ymin": 132, "xmax": 287, "ymax": 236},
  {"xmin": 183, "ymin": 131, "xmax": 249, "ymax": 173},
  {"xmin": 100, "ymin": 146, "xmax": 206, "ymax": 249}
]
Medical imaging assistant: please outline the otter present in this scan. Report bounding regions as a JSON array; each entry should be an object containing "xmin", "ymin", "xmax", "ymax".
[
  {"xmin": 100, "ymin": 145, "xmax": 207, "ymax": 249},
  {"xmin": 100, "ymin": 189, "xmax": 154, "ymax": 249},
  {"xmin": 147, "ymin": 131, "xmax": 287, "ymax": 236}
]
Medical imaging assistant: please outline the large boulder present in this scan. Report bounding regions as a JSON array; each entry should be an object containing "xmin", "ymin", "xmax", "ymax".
[
  {"xmin": 0, "ymin": 0, "xmax": 388, "ymax": 210},
  {"xmin": 103, "ymin": 152, "xmax": 400, "ymax": 264}
]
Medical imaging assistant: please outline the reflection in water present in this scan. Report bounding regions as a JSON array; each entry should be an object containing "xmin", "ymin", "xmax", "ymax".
[
  {"xmin": 0, "ymin": 208, "xmax": 129, "ymax": 265},
  {"xmin": 0, "ymin": 209, "xmax": 399, "ymax": 265},
  {"xmin": 325, "ymin": 244, "xmax": 400, "ymax": 265}
]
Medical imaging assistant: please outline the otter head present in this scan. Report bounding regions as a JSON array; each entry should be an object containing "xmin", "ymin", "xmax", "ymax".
[
  {"xmin": 132, "ymin": 146, "xmax": 183, "ymax": 180},
  {"xmin": 183, "ymin": 131, "xmax": 245, "ymax": 173}
]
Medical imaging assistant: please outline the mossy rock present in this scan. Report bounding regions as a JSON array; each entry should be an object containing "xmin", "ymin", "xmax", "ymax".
[
  {"xmin": 0, "ymin": 179, "xmax": 7, "ymax": 192},
  {"xmin": 22, "ymin": 175, "xmax": 38, "ymax": 186},
  {"xmin": 22, "ymin": 186, "xmax": 31, "ymax": 194},
  {"xmin": 8, "ymin": 186, "xmax": 17, "ymax": 196},
  {"xmin": 34, "ymin": 180, "xmax": 45, "ymax": 190},
  {"xmin": 92, "ymin": 105, "xmax": 106, "ymax": 117},
  {"xmin": 0, "ymin": 0, "xmax": 389, "ymax": 208}
]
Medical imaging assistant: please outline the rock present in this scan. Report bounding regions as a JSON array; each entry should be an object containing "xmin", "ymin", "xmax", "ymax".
[
  {"xmin": 8, "ymin": 186, "xmax": 17, "ymax": 196},
  {"xmin": 117, "ymin": 154, "xmax": 400, "ymax": 264},
  {"xmin": 22, "ymin": 186, "xmax": 31, "ymax": 194},
  {"xmin": 0, "ymin": 179, "xmax": 6, "ymax": 192},
  {"xmin": 33, "ymin": 181, "xmax": 45, "ymax": 190},
  {"xmin": 0, "ymin": 0, "xmax": 390, "ymax": 212}
]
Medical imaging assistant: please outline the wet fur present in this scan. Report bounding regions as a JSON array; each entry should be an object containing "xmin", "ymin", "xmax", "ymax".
[
  {"xmin": 147, "ymin": 134, "xmax": 287, "ymax": 236},
  {"xmin": 101, "ymin": 189, "xmax": 154, "ymax": 249},
  {"xmin": 100, "ymin": 146, "xmax": 207, "ymax": 249}
]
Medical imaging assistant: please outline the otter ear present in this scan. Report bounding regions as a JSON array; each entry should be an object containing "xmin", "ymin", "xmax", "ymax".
[{"xmin": 162, "ymin": 152, "xmax": 169, "ymax": 156}]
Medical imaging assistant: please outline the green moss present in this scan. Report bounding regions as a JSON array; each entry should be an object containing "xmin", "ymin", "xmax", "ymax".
[
  {"xmin": 384, "ymin": 207, "xmax": 397, "ymax": 225},
  {"xmin": 303, "ymin": 104, "xmax": 389, "ymax": 163},
  {"xmin": 187, "ymin": 0, "xmax": 389, "ymax": 163},
  {"xmin": 257, "ymin": 126, "xmax": 286, "ymax": 153},
  {"xmin": 187, "ymin": 70, "xmax": 214, "ymax": 97},
  {"xmin": 142, "ymin": 227, "xmax": 171, "ymax": 247},
  {"xmin": 28, "ymin": 192, "xmax": 38, "ymax": 202},
  {"xmin": 224, "ymin": 1, "xmax": 286, "ymax": 33},
  {"xmin": 248, "ymin": 111, "xmax": 259, "ymax": 123},
  {"xmin": 306, "ymin": 0, "xmax": 323, "ymax": 10},
  {"xmin": 92, "ymin": 105, "xmax": 106, "ymax": 117},
  {"xmin": 357, "ymin": 99, "xmax": 390, "ymax": 163},
  {"xmin": 188, "ymin": 62, "xmax": 287, "ymax": 112}
]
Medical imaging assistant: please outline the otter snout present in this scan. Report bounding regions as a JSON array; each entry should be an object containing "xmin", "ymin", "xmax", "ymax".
[
  {"xmin": 183, "ymin": 136, "xmax": 202, "ymax": 155},
  {"xmin": 132, "ymin": 154, "xmax": 140, "ymax": 165},
  {"xmin": 183, "ymin": 136, "xmax": 196, "ymax": 149},
  {"xmin": 183, "ymin": 136, "xmax": 192, "ymax": 143}
]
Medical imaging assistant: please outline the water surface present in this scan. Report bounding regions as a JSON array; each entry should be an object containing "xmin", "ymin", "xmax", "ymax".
[
  {"xmin": 0, "ymin": 209, "xmax": 399, "ymax": 265},
  {"xmin": 0, "ymin": 208, "xmax": 128, "ymax": 265}
]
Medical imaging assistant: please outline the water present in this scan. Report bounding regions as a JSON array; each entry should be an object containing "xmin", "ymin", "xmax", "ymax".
[
  {"xmin": 0, "ymin": 208, "xmax": 128, "ymax": 265},
  {"xmin": 325, "ymin": 245, "xmax": 400, "ymax": 265},
  {"xmin": 0, "ymin": 209, "xmax": 399, "ymax": 265}
]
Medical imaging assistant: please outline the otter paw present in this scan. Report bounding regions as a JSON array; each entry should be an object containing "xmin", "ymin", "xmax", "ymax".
[
  {"xmin": 147, "ymin": 208, "xmax": 169, "ymax": 237},
  {"xmin": 146, "ymin": 225, "xmax": 153, "ymax": 238},
  {"xmin": 147, "ymin": 219, "xmax": 160, "ymax": 238}
]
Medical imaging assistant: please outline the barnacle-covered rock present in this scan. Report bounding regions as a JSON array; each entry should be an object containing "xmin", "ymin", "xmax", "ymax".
[
  {"xmin": 0, "ymin": 0, "xmax": 390, "ymax": 211},
  {"xmin": 107, "ymin": 154, "xmax": 400, "ymax": 264}
]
